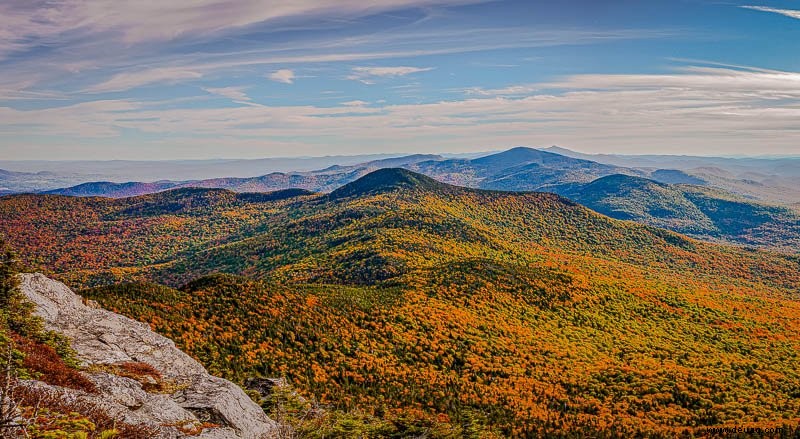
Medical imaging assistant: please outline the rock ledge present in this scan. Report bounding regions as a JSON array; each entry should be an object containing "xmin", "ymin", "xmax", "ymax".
[{"xmin": 19, "ymin": 273, "xmax": 278, "ymax": 439}]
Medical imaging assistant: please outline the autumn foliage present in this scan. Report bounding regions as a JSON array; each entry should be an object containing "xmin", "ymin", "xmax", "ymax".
[
  {"xmin": 3, "ymin": 171, "xmax": 800, "ymax": 436},
  {"xmin": 12, "ymin": 333, "xmax": 97, "ymax": 393}
]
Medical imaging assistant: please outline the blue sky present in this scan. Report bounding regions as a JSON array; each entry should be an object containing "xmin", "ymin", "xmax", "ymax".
[{"xmin": 1, "ymin": 0, "xmax": 800, "ymax": 159}]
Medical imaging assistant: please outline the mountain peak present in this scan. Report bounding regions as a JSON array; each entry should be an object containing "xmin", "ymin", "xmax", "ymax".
[
  {"xmin": 471, "ymin": 146, "xmax": 558, "ymax": 168},
  {"xmin": 329, "ymin": 168, "xmax": 444, "ymax": 199},
  {"xmin": 543, "ymin": 145, "xmax": 577, "ymax": 155}
]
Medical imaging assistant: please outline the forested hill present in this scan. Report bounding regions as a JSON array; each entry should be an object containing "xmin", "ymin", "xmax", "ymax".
[
  {"xmin": 2, "ymin": 168, "xmax": 800, "ymax": 436},
  {"xmin": 550, "ymin": 174, "xmax": 800, "ymax": 252},
  {"xmin": 36, "ymin": 147, "xmax": 800, "ymax": 253},
  {"xmin": 2, "ymin": 168, "xmax": 798, "ymax": 290},
  {"xmin": 328, "ymin": 167, "xmax": 450, "ymax": 198}
]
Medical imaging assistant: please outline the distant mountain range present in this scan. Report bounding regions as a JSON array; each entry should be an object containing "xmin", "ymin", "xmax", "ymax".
[
  {"xmin": 0, "ymin": 168, "xmax": 100, "ymax": 196},
  {"xmin": 0, "ymin": 152, "xmax": 485, "ymax": 194},
  {"xmin": 40, "ymin": 147, "xmax": 650, "ymax": 196},
  {"xmin": 543, "ymin": 146, "xmax": 800, "ymax": 204},
  {"xmin": 39, "ymin": 147, "xmax": 800, "ymax": 203},
  {"xmin": 28, "ymin": 147, "xmax": 800, "ymax": 252}
]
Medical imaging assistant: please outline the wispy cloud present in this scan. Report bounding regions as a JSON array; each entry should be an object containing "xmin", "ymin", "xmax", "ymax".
[
  {"xmin": 741, "ymin": 5, "xmax": 800, "ymax": 20},
  {"xmin": 0, "ymin": 1, "xmax": 486, "ymax": 56},
  {"xmin": 347, "ymin": 66, "xmax": 433, "ymax": 84},
  {"xmin": 268, "ymin": 69, "xmax": 296, "ymax": 84},
  {"xmin": 0, "ymin": 0, "xmax": 498, "ymax": 94},
  {"xmin": 5, "ymin": 65, "xmax": 800, "ymax": 158},
  {"xmin": 341, "ymin": 100, "xmax": 369, "ymax": 106},
  {"xmin": 0, "ymin": 1, "xmax": 750, "ymax": 159},
  {"xmin": 202, "ymin": 86, "xmax": 254, "ymax": 104},
  {"xmin": 463, "ymin": 84, "xmax": 538, "ymax": 97},
  {"xmin": 85, "ymin": 68, "xmax": 203, "ymax": 93},
  {"xmin": 546, "ymin": 65, "xmax": 800, "ymax": 92},
  {"xmin": 1, "ymin": 21, "xmax": 677, "ymax": 96}
]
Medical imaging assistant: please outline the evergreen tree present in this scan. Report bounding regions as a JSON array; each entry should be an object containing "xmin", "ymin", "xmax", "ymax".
[{"xmin": 0, "ymin": 239, "xmax": 41, "ymax": 337}]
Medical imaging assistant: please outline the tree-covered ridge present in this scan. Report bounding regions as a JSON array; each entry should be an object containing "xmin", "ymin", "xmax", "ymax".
[
  {"xmin": 2, "ymin": 169, "xmax": 798, "ymax": 291},
  {"xmin": 0, "ymin": 188, "xmax": 318, "ymax": 285},
  {"xmin": 550, "ymin": 174, "xmax": 800, "ymax": 252}
]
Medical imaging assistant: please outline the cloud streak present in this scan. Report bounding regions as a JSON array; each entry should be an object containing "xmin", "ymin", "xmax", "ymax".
[
  {"xmin": 85, "ymin": 68, "xmax": 203, "ymax": 93},
  {"xmin": 347, "ymin": 66, "xmax": 433, "ymax": 83},
  {"xmin": 741, "ymin": 5, "xmax": 800, "ymax": 20},
  {"xmin": 463, "ymin": 84, "xmax": 538, "ymax": 97},
  {"xmin": 0, "ymin": 0, "xmax": 486, "ymax": 56},
  {"xmin": 4, "ymin": 66, "xmax": 800, "ymax": 158},
  {"xmin": 202, "ymin": 86, "xmax": 255, "ymax": 104},
  {"xmin": 1, "ymin": 24, "xmax": 677, "ymax": 96},
  {"xmin": 2, "ymin": 1, "xmax": 778, "ymax": 159}
]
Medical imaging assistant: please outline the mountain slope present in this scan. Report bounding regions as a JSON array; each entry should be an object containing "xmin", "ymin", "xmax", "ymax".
[
  {"xmin": 3, "ymin": 169, "xmax": 799, "ymax": 287},
  {"xmin": 44, "ymin": 147, "xmax": 626, "ymax": 197},
  {"xmin": 404, "ymin": 146, "xmax": 633, "ymax": 190},
  {"xmin": 4, "ymin": 170, "xmax": 800, "ymax": 435},
  {"xmin": 649, "ymin": 169, "xmax": 706, "ymax": 185},
  {"xmin": 550, "ymin": 174, "xmax": 800, "ymax": 251},
  {"xmin": 552, "ymin": 175, "xmax": 715, "ymax": 233},
  {"xmin": 83, "ymin": 267, "xmax": 800, "ymax": 436},
  {"xmin": 543, "ymin": 146, "xmax": 800, "ymax": 204}
]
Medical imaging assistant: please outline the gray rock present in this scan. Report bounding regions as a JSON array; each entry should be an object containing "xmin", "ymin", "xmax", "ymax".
[
  {"xmin": 87, "ymin": 372, "xmax": 150, "ymax": 409},
  {"xmin": 18, "ymin": 273, "xmax": 280, "ymax": 439}
]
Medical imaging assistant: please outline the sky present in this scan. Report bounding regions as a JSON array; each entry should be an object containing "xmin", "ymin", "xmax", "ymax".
[{"xmin": 1, "ymin": 0, "xmax": 800, "ymax": 160}]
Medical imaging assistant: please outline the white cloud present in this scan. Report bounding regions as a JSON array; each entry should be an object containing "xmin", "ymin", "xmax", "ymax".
[
  {"xmin": 546, "ymin": 66, "xmax": 800, "ymax": 93},
  {"xmin": 0, "ymin": 99, "xmax": 140, "ymax": 137},
  {"xmin": 6, "ymin": 65, "xmax": 800, "ymax": 158},
  {"xmin": 347, "ymin": 66, "xmax": 433, "ymax": 84},
  {"xmin": 0, "ymin": 0, "xmax": 485, "ymax": 53},
  {"xmin": 202, "ymin": 86, "xmax": 253, "ymax": 103},
  {"xmin": 269, "ymin": 69, "xmax": 296, "ymax": 84},
  {"xmin": 463, "ymin": 85, "xmax": 538, "ymax": 97},
  {"xmin": 341, "ymin": 100, "xmax": 369, "ymax": 106},
  {"xmin": 741, "ymin": 5, "xmax": 800, "ymax": 20}
]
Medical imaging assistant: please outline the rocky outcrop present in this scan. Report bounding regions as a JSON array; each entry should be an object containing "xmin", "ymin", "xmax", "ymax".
[{"xmin": 18, "ymin": 273, "xmax": 279, "ymax": 439}]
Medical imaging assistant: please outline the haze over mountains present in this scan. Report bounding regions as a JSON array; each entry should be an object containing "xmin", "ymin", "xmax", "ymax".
[
  {"xmin": 3, "ymin": 147, "xmax": 798, "ymax": 199},
  {"xmin": 8, "ymin": 146, "xmax": 798, "ymax": 253},
  {"xmin": 0, "ymin": 154, "xmax": 405, "ymax": 194},
  {"xmin": 544, "ymin": 146, "xmax": 800, "ymax": 205},
  {"xmin": 25, "ymin": 147, "xmax": 799, "ymax": 204},
  {"xmin": 0, "ymin": 152, "xmax": 486, "ymax": 195}
]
